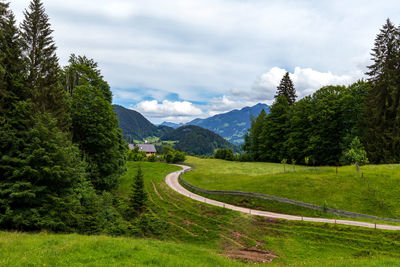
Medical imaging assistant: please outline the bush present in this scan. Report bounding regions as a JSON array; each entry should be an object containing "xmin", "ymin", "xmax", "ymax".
[
  {"xmin": 343, "ymin": 137, "xmax": 369, "ymax": 165},
  {"xmin": 214, "ymin": 148, "xmax": 235, "ymax": 161}
]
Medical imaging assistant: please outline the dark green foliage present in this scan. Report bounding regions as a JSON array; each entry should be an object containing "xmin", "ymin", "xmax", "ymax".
[
  {"xmin": 0, "ymin": 113, "xmax": 87, "ymax": 231},
  {"xmin": 259, "ymin": 95, "xmax": 290, "ymax": 162},
  {"xmin": 20, "ymin": 0, "xmax": 69, "ymax": 128},
  {"xmin": 214, "ymin": 148, "xmax": 235, "ymax": 161},
  {"xmin": 161, "ymin": 125, "xmax": 239, "ymax": 155},
  {"xmin": 0, "ymin": 2, "xmax": 25, "ymax": 114},
  {"xmin": 113, "ymin": 104, "xmax": 174, "ymax": 143},
  {"xmin": 61, "ymin": 54, "xmax": 112, "ymax": 102},
  {"xmin": 162, "ymin": 146, "xmax": 186, "ymax": 163},
  {"xmin": 275, "ymin": 72, "xmax": 297, "ymax": 105},
  {"xmin": 244, "ymin": 82, "xmax": 369, "ymax": 165},
  {"xmin": 127, "ymin": 146, "xmax": 147, "ymax": 162},
  {"xmin": 71, "ymin": 83, "xmax": 126, "ymax": 191},
  {"xmin": 129, "ymin": 166, "xmax": 147, "ymax": 217},
  {"xmin": 364, "ymin": 19, "xmax": 400, "ymax": 163}
]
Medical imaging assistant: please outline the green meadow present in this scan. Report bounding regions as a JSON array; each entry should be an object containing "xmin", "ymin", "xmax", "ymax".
[
  {"xmin": 183, "ymin": 157, "xmax": 400, "ymax": 220},
  {"xmin": 3, "ymin": 161, "xmax": 400, "ymax": 266}
]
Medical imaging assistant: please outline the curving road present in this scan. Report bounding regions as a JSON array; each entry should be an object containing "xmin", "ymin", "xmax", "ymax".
[{"xmin": 165, "ymin": 165, "xmax": 400, "ymax": 231}]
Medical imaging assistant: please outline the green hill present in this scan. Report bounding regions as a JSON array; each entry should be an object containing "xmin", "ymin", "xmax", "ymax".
[
  {"xmin": 182, "ymin": 157, "xmax": 400, "ymax": 221},
  {"xmin": 161, "ymin": 125, "xmax": 239, "ymax": 155},
  {"xmin": 113, "ymin": 105, "xmax": 173, "ymax": 142}
]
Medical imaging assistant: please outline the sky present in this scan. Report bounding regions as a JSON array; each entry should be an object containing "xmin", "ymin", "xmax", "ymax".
[{"xmin": 9, "ymin": 0, "xmax": 400, "ymax": 124}]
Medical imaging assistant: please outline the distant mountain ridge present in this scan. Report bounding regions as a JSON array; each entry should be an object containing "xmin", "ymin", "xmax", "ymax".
[
  {"xmin": 113, "ymin": 105, "xmax": 240, "ymax": 155},
  {"xmin": 113, "ymin": 105, "xmax": 173, "ymax": 143},
  {"xmin": 161, "ymin": 103, "xmax": 269, "ymax": 145}
]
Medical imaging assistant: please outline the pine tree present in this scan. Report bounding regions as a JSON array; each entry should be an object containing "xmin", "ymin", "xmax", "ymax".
[
  {"xmin": 364, "ymin": 19, "xmax": 400, "ymax": 163},
  {"xmin": 243, "ymin": 109, "xmax": 267, "ymax": 161},
  {"xmin": 129, "ymin": 166, "xmax": 147, "ymax": 217},
  {"xmin": 20, "ymin": 0, "xmax": 69, "ymax": 127},
  {"xmin": 0, "ymin": 1, "xmax": 25, "ymax": 113},
  {"xmin": 275, "ymin": 72, "xmax": 297, "ymax": 105}
]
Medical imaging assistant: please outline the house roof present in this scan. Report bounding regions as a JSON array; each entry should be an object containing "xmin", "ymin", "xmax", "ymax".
[
  {"xmin": 128, "ymin": 144, "xmax": 135, "ymax": 150},
  {"xmin": 135, "ymin": 144, "xmax": 157, "ymax": 153}
]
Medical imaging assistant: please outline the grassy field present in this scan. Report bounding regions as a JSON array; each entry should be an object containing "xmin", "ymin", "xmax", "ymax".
[
  {"xmin": 183, "ymin": 157, "xmax": 400, "ymax": 220},
  {"xmin": 3, "ymin": 161, "xmax": 400, "ymax": 266}
]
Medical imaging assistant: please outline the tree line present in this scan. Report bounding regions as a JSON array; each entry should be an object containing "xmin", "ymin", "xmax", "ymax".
[
  {"xmin": 0, "ymin": 0, "xmax": 138, "ymax": 234},
  {"xmin": 244, "ymin": 19, "xmax": 400, "ymax": 166}
]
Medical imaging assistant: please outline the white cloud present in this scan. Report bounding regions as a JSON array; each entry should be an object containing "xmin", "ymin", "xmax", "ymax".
[
  {"xmin": 134, "ymin": 100, "xmax": 203, "ymax": 118},
  {"xmin": 233, "ymin": 66, "xmax": 361, "ymax": 102}
]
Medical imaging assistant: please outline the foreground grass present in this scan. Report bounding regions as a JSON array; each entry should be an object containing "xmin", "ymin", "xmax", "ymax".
[
  {"xmin": 119, "ymin": 162, "xmax": 400, "ymax": 266},
  {"xmin": 183, "ymin": 157, "xmax": 400, "ymax": 220},
  {"xmin": 3, "ymin": 161, "xmax": 400, "ymax": 266},
  {"xmin": 0, "ymin": 232, "xmax": 244, "ymax": 267}
]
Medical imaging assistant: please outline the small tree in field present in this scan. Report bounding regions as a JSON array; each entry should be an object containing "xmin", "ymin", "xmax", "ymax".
[
  {"xmin": 343, "ymin": 137, "xmax": 369, "ymax": 166},
  {"xmin": 129, "ymin": 166, "xmax": 147, "ymax": 217},
  {"xmin": 281, "ymin": 158, "xmax": 287, "ymax": 172}
]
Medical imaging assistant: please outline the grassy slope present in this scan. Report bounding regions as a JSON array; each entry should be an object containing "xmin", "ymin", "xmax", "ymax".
[
  {"xmin": 0, "ymin": 232, "xmax": 241, "ymax": 267},
  {"xmin": 3, "ymin": 161, "xmax": 400, "ymax": 266},
  {"xmin": 183, "ymin": 157, "xmax": 400, "ymax": 220}
]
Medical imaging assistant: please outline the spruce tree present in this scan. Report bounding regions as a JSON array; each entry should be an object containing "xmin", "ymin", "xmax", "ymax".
[
  {"xmin": 0, "ymin": 1, "xmax": 25, "ymax": 113},
  {"xmin": 20, "ymin": 0, "xmax": 69, "ymax": 127},
  {"xmin": 129, "ymin": 166, "xmax": 147, "ymax": 217},
  {"xmin": 275, "ymin": 72, "xmax": 297, "ymax": 105},
  {"xmin": 364, "ymin": 19, "xmax": 400, "ymax": 163}
]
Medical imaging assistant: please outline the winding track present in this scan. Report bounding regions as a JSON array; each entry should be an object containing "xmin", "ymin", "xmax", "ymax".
[{"xmin": 165, "ymin": 165, "xmax": 400, "ymax": 231}]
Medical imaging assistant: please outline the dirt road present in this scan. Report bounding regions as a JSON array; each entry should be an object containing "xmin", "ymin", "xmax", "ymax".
[{"xmin": 165, "ymin": 165, "xmax": 400, "ymax": 231}]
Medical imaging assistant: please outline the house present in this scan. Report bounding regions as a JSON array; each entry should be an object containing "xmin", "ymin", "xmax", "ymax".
[{"xmin": 129, "ymin": 143, "xmax": 157, "ymax": 157}]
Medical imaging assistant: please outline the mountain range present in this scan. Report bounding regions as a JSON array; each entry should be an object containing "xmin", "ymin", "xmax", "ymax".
[
  {"xmin": 161, "ymin": 103, "xmax": 269, "ymax": 145},
  {"xmin": 113, "ymin": 105, "xmax": 240, "ymax": 155}
]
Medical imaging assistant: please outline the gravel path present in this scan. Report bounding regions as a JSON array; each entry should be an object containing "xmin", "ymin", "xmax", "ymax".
[{"xmin": 165, "ymin": 165, "xmax": 400, "ymax": 231}]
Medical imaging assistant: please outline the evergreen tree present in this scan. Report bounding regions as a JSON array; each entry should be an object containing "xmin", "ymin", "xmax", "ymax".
[
  {"xmin": 61, "ymin": 54, "xmax": 112, "ymax": 102},
  {"xmin": 364, "ymin": 19, "xmax": 400, "ymax": 163},
  {"xmin": 243, "ymin": 109, "xmax": 267, "ymax": 161},
  {"xmin": 129, "ymin": 166, "xmax": 147, "ymax": 217},
  {"xmin": 20, "ymin": 0, "xmax": 69, "ymax": 127},
  {"xmin": 71, "ymin": 82, "xmax": 126, "ymax": 191},
  {"xmin": 0, "ymin": 113, "xmax": 88, "ymax": 231},
  {"xmin": 0, "ymin": 1, "xmax": 25, "ymax": 113},
  {"xmin": 275, "ymin": 72, "xmax": 297, "ymax": 105},
  {"xmin": 258, "ymin": 95, "xmax": 290, "ymax": 162}
]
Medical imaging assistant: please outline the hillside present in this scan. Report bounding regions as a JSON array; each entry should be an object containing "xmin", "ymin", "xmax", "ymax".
[
  {"xmin": 113, "ymin": 105, "xmax": 173, "ymax": 142},
  {"xmin": 161, "ymin": 125, "xmax": 239, "ymax": 155},
  {"xmin": 183, "ymin": 157, "xmax": 400, "ymax": 221},
  {"xmin": 187, "ymin": 103, "xmax": 269, "ymax": 145}
]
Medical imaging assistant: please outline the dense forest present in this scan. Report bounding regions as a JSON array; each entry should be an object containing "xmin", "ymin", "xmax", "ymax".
[
  {"xmin": 244, "ymin": 19, "xmax": 400, "ymax": 165},
  {"xmin": 161, "ymin": 125, "xmax": 239, "ymax": 155},
  {"xmin": 0, "ymin": 0, "xmax": 150, "ymax": 235}
]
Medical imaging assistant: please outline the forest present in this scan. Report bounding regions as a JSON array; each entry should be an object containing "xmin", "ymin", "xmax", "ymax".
[
  {"xmin": 0, "ymin": 0, "xmax": 152, "ymax": 235},
  {"xmin": 244, "ymin": 19, "xmax": 400, "ymax": 166}
]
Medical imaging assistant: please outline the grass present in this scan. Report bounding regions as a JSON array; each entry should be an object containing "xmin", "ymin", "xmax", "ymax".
[
  {"xmin": 0, "ymin": 232, "xmax": 244, "ymax": 267},
  {"xmin": 3, "ymin": 161, "xmax": 400, "ymax": 266},
  {"xmin": 182, "ymin": 157, "xmax": 400, "ymax": 220}
]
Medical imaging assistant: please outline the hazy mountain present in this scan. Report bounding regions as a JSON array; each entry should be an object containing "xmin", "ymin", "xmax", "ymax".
[
  {"xmin": 160, "ymin": 121, "xmax": 184, "ymax": 129},
  {"xmin": 187, "ymin": 103, "xmax": 269, "ymax": 145},
  {"xmin": 160, "ymin": 125, "xmax": 239, "ymax": 155},
  {"xmin": 113, "ymin": 105, "xmax": 173, "ymax": 143}
]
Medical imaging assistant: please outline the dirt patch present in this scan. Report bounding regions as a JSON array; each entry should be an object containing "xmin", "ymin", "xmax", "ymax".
[
  {"xmin": 231, "ymin": 231, "xmax": 243, "ymax": 240},
  {"xmin": 151, "ymin": 180, "xmax": 163, "ymax": 200},
  {"xmin": 253, "ymin": 216, "xmax": 280, "ymax": 226},
  {"xmin": 182, "ymin": 219, "xmax": 192, "ymax": 227},
  {"xmin": 223, "ymin": 248, "xmax": 278, "ymax": 263},
  {"xmin": 202, "ymin": 211, "xmax": 216, "ymax": 216}
]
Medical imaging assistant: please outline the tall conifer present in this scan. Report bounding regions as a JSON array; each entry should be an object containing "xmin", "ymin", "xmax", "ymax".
[
  {"xmin": 364, "ymin": 19, "xmax": 400, "ymax": 163},
  {"xmin": 275, "ymin": 72, "xmax": 297, "ymax": 105},
  {"xmin": 20, "ymin": 0, "xmax": 69, "ymax": 127}
]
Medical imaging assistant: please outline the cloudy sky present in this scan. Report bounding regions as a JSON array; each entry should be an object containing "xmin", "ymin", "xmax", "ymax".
[{"xmin": 10, "ymin": 0, "xmax": 400, "ymax": 123}]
